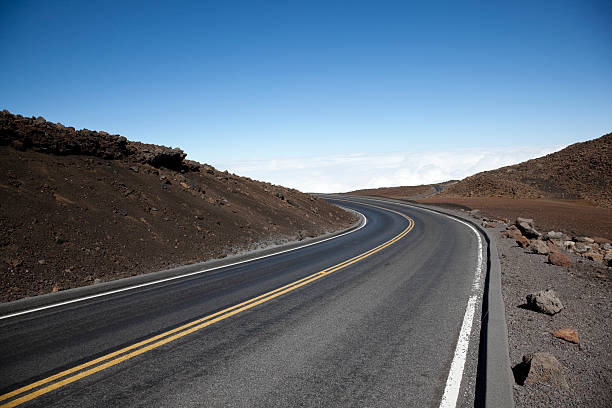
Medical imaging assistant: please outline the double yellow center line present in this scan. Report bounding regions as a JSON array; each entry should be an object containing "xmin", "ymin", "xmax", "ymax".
[{"xmin": 0, "ymin": 200, "xmax": 414, "ymax": 408}]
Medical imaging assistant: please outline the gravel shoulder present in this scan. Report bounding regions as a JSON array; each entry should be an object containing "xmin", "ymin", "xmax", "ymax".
[{"xmin": 492, "ymin": 222, "xmax": 611, "ymax": 407}]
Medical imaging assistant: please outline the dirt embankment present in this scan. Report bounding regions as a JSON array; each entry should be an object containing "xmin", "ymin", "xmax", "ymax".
[
  {"xmin": 346, "ymin": 181, "xmax": 457, "ymax": 200},
  {"xmin": 439, "ymin": 133, "xmax": 612, "ymax": 207},
  {"xmin": 0, "ymin": 111, "xmax": 356, "ymax": 303}
]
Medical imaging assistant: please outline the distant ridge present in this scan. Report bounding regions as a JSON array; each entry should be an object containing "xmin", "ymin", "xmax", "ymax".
[{"xmin": 440, "ymin": 133, "xmax": 612, "ymax": 207}]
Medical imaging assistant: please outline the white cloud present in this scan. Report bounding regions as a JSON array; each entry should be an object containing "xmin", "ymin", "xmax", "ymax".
[{"xmin": 212, "ymin": 145, "xmax": 564, "ymax": 193}]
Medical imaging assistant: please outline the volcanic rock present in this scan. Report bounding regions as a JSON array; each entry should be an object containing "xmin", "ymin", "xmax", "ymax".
[
  {"xmin": 516, "ymin": 235, "xmax": 530, "ymax": 248},
  {"xmin": 516, "ymin": 217, "xmax": 541, "ymax": 239},
  {"xmin": 552, "ymin": 328, "xmax": 579, "ymax": 344},
  {"xmin": 515, "ymin": 353, "xmax": 569, "ymax": 389},
  {"xmin": 548, "ymin": 252, "xmax": 571, "ymax": 267},
  {"xmin": 526, "ymin": 289, "xmax": 564, "ymax": 315},
  {"xmin": 530, "ymin": 240, "xmax": 550, "ymax": 255}
]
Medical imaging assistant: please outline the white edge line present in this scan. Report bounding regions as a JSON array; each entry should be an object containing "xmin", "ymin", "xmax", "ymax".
[
  {"xmin": 0, "ymin": 209, "xmax": 367, "ymax": 321},
  {"xmin": 345, "ymin": 196, "xmax": 484, "ymax": 408}
]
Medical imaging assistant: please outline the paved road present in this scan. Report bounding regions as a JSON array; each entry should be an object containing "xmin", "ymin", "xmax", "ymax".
[{"xmin": 0, "ymin": 197, "xmax": 483, "ymax": 407}]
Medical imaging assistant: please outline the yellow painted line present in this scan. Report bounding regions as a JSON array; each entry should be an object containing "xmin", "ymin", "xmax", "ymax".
[{"xmin": 0, "ymin": 200, "xmax": 413, "ymax": 408}]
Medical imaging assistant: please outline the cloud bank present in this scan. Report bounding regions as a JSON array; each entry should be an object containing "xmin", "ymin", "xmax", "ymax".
[{"xmin": 212, "ymin": 145, "xmax": 564, "ymax": 193}]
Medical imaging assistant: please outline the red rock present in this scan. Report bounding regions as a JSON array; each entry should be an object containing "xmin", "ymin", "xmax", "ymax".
[
  {"xmin": 522, "ymin": 352, "xmax": 569, "ymax": 389},
  {"xmin": 552, "ymin": 328, "xmax": 579, "ymax": 344},
  {"xmin": 592, "ymin": 237, "xmax": 611, "ymax": 245},
  {"xmin": 583, "ymin": 252, "xmax": 604, "ymax": 262},
  {"xmin": 516, "ymin": 235, "xmax": 530, "ymax": 248},
  {"xmin": 548, "ymin": 252, "xmax": 571, "ymax": 267}
]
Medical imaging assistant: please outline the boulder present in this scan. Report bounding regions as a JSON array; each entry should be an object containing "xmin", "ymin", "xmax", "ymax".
[
  {"xmin": 552, "ymin": 328, "xmax": 579, "ymax": 344},
  {"xmin": 530, "ymin": 240, "xmax": 550, "ymax": 255},
  {"xmin": 573, "ymin": 242, "xmax": 590, "ymax": 254},
  {"xmin": 592, "ymin": 237, "xmax": 612, "ymax": 245},
  {"xmin": 544, "ymin": 231, "xmax": 567, "ymax": 241},
  {"xmin": 516, "ymin": 217, "xmax": 540, "ymax": 239},
  {"xmin": 582, "ymin": 252, "xmax": 603, "ymax": 262},
  {"xmin": 144, "ymin": 147, "xmax": 186, "ymax": 170},
  {"xmin": 549, "ymin": 252, "xmax": 571, "ymax": 267},
  {"xmin": 562, "ymin": 240, "xmax": 575, "ymax": 251},
  {"xmin": 526, "ymin": 289, "xmax": 564, "ymax": 315},
  {"xmin": 516, "ymin": 235, "xmax": 530, "ymax": 248},
  {"xmin": 517, "ymin": 353, "xmax": 568, "ymax": 389}
]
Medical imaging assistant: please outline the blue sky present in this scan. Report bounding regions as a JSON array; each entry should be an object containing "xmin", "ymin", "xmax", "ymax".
[{"xmin": 1, "ymin": 1, "xmax": 611, "ymax": 191}]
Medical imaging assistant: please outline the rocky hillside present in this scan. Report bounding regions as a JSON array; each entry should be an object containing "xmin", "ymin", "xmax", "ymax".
[
  {"xmin": 0, "ymin": 110, "xmax": 356, "ymax": 302},
  {"xmin": 440, "ymin": 133, "xmax": 612, "ymax": 207}
]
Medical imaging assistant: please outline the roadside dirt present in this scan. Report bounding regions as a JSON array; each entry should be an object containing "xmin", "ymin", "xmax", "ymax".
[
  {"xmin": 0, "ymin": 111, "xmax": 356, "ymax": 303},
  {"xmin": 414, "ymin": 197, "xmax": 612, "ymax": 240},
  {"xmin": 491, "ymin": 221, "xmax": 611, "ymax": 407}
]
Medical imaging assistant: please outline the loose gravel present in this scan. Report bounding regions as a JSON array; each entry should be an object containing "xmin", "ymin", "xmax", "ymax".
[{"xmin": 493, "ymin": 224, "xmax": 611, "ymax": 407}]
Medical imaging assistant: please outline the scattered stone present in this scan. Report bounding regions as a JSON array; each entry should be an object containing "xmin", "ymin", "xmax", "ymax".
[
  {"xmin": 526, "ymin": 289, "xmax": 564, "ymax": 315},
  {"xmin": 562, "ymin": 240, "xmax": 575, "ymax": 251},
  {"xmin": 549, "ymin": 252, "xmax": 571, "ymax": 267},
  {"xmin": 592, "ymin": 237, "xmax": 612, "ymax": 245},
  {"xmin": 129, "ymin": 166, "xmax": 139, "ymax": 173},
  {"xmin": 530, "ymin": 240, "xmax": 550, "ymax": 255},
  {"xmin": 516, "ymin": 217, "xmax": 540, "ymax": 239},
  {"xmin": 552, "ymin": 328, "xmax": 579, "ymax": 344},
  {"xmin": 506, "ymin": 224, "xmax": 518, "ymax": 231},
  {"xmin": 38, "ymin": 259, "xmax": 46, "ymax": 265},
  {"xmin": 575, "ymin": 236, "xmax": 595, "ymax": 243},
  {"xmin": 483, "ymin": 222, "xmax": 496, "ymax": 228},
  {"xmin": 544, "ymin": 231, "xmax": 566, "ymax": 241},
  {"xmin": 52, "ymin": 285, "xmax": 60, "ymax": 293},
  {"xmin": 573, "ymin": 242, "xmax": 590, "ymax": 254},
  {"xmin": 516, "ymin": 235, "xmax": 530, "ymax": 248},
  {"xmin": 604, "ymin": 252, "xmax": 612, "ymax": 267},
  {"xmin": 275, "ymin": 191, "xmax": 285, "ymax": 200},
  {"xmin": 583, "ymin": 252, "xmax": 603, "ymax": 262},
  {"xmin": 514, "ymin": 352, "xmax": 569, "ymax": 389}
]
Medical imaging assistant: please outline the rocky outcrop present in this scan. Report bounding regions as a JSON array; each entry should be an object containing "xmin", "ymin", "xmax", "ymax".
[{"xmin": 1, "ymin": 110, "xmax": 188, "ymax": 170}]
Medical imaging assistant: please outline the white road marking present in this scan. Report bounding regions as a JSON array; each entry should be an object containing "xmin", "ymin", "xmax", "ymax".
[
  {"xmin": 339, "ymin": 196, "xmax": 484, "ymax": 408},
  {"xmin": 0, "ymin": 210, "xmax": 366, "ymax": 321}
]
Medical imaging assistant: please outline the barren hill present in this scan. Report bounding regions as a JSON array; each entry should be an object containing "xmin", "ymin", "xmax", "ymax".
[
  {"xmin": 0, "ymin": 111, "xmax": 355, "ymax": 302},
  {"xmin": 440, "ymin": 133, "xmax": 612, "ymax": 207},
  {"xmin": 346, "ymin": 181, "xmax": 458, "ymax": 199}
]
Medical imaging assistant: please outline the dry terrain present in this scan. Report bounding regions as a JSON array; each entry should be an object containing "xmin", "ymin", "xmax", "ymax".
[
  {"xmin": 0, "ymin": 111, "xmax": 356, "ymax": 303},
  {"xmin": 415, "ymin": 197, "xmax": 612, "ymax": 240},
  {"xmin": 439, "ymin": 133, "xmax": 611, "ymax": 207},
  {"xmin": 346, "ymin": 181, "xmax": 457, "ymax": 199}
]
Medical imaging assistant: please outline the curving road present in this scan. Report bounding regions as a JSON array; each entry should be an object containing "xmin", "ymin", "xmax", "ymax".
[{"xmin": 0, "ymin": 197, "xmax": 484, "ymax": 408}]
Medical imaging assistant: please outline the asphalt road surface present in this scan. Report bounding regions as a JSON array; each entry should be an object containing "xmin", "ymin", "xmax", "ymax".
[{"xmin": 0, "ymin": 197, "xmax": 484, "ymax": 408}]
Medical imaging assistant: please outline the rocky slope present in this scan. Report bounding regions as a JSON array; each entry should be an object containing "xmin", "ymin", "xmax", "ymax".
[
  {"xmin": 440, "ymin": 133, "xmax": 612, "ymax": 207},
  {"xmin": 0, "ymin": 110, "xmax": 356, "ymax": 302}
]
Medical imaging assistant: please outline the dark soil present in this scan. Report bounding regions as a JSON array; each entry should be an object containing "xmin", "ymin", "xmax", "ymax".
[{"xmin": 0, "ymin": 111, "xmax": 356, "ymax": 303}]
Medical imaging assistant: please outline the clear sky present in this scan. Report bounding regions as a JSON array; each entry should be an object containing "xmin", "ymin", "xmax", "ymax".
[{"xmin": 1, "ymin": 1, "xmax": 611, "ymax": 192}]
